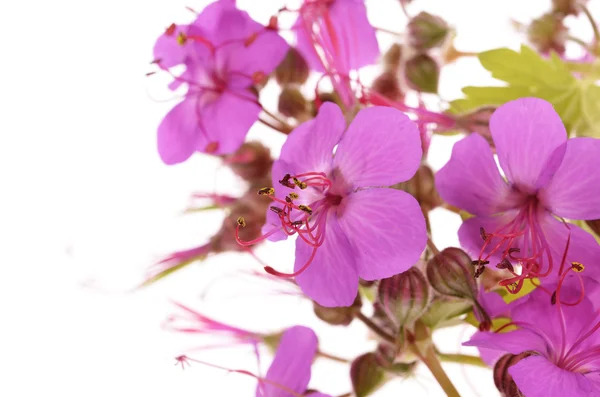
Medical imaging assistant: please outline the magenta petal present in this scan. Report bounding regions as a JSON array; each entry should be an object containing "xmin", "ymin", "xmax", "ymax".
[
  {"xmin": 153, "ymin": 24, "xmax": 209, "ymax": 69},
  {"xmin": 157, "ymin": 99, "xmax": 200, "ymax": 165},
  {"xmin": 305, "ymin": 393, "xmax": 333, "ymax": 397},
  {"xmin": 279, "ymin": 102, "xmax": 346, "ymax": 175},
  {"xmin": 539, "ymin": 137, "xmax": 600, "ymax": 220},
  {"xmin": 194, "ymin": 0, "xmax": 262, "ymax": 46},
  {"xmin": 259, "ymin": 326, "xmax": 317, "ymax": 397},
  {"xmin": 490, "ymin": 98, "xmax": 567, "ymax": 192},
  {"xmin": 294, "ymin": 0, "xmax": 378, "ymax": 72},
  {"xmin": 509, "ymin": 356, "xmax": 592, "ymax": 397},
  {"xmin": 538, "ymin": 213, "xmax": 600, "ymax": 283},
  {"xmin": 463, "ymin": 329, "xmax": 544, "ymax": 356},
  {"xmin": 436, "ymin": 134, "xmax": 518, "ymax": 216},
  {"xmin": 337, "ymin": 189, "xmax": 426, "ymax": 280},
  {"xmin": 333, "ymin": 107, "xmax": 422, "ymax": 190},
  {"xmin": 226, "ymin": 32, "xmax": 289, "ymax": 89},
  {"xmin": 197, "ymin": 91, "xmax": 260, "ymax": 154},
  {"xmin": 294, "ymin": 212, "xmax": 359, "ymax": 307}
]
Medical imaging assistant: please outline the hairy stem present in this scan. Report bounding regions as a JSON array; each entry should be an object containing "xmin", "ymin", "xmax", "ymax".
[
  {"xmin": 418, "ymin": 345, "xmax": 461, "ymax": 397},
  {"xmin": 355, "ymin": 311, "xmax": 396, "ymax": 344},
  {"xmin": 317, "ymin": 350, "xmax": 350, "ymax": 363},
  {"xmin": 436, "ymin": 352, "xmax": 487, "ymax": 368}
]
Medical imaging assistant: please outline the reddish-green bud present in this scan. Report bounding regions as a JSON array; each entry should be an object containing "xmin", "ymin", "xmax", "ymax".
[
  {"xmin": 377, "ymin": 268, "xmax": 431, "ymax": 329},
  {"xmin": 351, "ymin": 353, "xmax": 386, "ymax": 397},
  {"xmin": 278, "ymin": 87, "xmax": 308, "ymax": 119},
  {"xmin": 404, "ymin": 54, "xmax": 440, "ymax": 93},
  {"xmin": 493, "ymin": 353, "xmax": 532, "ymax": 397},
  {"xmin": 552, "ymin": 0, "xmax": 587, "ymax": 16},
  {"xmin": 275, "ymin": 47, "xmax": 310, "ymax": 85},
  {"xmin": 527, "ymin": 13, "xmax": 567, "ymax": 54},
  {"xmin": 395, "ymin": 165, "xmax": 441, "ymax": 211},
  {"xmin": 408, "ymin": 12, "xmax": 450, "ymax": 51},
  {"xmin": 426, "ymin": 247, "xmax": 478, "ymax": 300},
  {"xmin": 372, "ymin": 71, "xmax": 404, "ymax": 102},
  {"xmin": 382, "ymin": 43, "xmax": 403, "ymax": 72},
  {"xmin": 313, "ymin": 295, "xmax": 361, "ymax": 326},
  {"xmin": 223, "ymin": 142, "xmax": 273, "ymax": 183}
]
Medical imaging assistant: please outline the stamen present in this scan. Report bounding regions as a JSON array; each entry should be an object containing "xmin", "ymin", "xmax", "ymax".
[{"xmin": 258, "ymin": 187, "xmax": 275, "ymax": 196}]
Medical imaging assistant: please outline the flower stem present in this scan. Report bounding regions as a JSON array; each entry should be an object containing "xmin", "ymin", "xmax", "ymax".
[
  {"xmin": 581, "ymin": 4, "xmax": 600, "ymax": 43},
  {"xmin": 355, "ymin": 311, "xmax": 396, "ymax": 344},
  {"xmin": 259, "ymin": 117, "xmax": 292, "ymax": 134},
  {"xmin": 317, "ymin": 350, "xmax": 350, "ymax": 363},
  {"xmin": 436, "ymin": 352, "xmax": 487, "ymax": 368},
  {"xmin": 427, "ymin": 236, "xmax": 440, "ymax": 256},
  {"xmin": 418, "ymin": 345, "xmax": 461, "ymax": 397}
]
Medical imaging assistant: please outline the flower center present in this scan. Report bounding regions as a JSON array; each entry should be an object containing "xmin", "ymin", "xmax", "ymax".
[
  {"xmin": 472, "ymin": 196, "xmax": 558, "ymax": 293},
  {"xmin": 236, "ymin": 171, "xmax": 340, "ymax": 278}
]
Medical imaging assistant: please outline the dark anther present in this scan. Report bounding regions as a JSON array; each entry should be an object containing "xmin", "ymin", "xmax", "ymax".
[
  {"xmin": 496, "ymin": 259, "xmax": 515, "ymax": 273},
  {"xmin": 291, "ymin": 221, "xmax": 304, "ymax": 227},
  {"xmin": 270, "ymin": 206, "xmax": 284, "ymax": 215},
  {"xmin": 474, "ymin": 266, "xmax": 486, "ymax": 278},
  {"xmin": 471, "ymin": 259, "xmax": 489, "ymax": 267},
  {"xmin": 479, "ymin": 227, "xmax": 487, "ymax": 241},
  {"xmin": 285, "ymin": 196, "xmax": 292, "ymax": 203},
  {"xmin": 551, "ymin": 291, "xmax": 557, "ymax": 305},
  {"xmin": 279, "ymin": 174, "xmax": 295, "ymax": 189}
]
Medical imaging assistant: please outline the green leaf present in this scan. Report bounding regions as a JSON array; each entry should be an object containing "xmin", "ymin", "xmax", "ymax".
[{"xmin": 451, "ymin": 44, "xmax": 600, "ymax": 137}]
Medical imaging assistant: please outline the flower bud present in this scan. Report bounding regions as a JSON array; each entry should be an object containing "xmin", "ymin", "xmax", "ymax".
[
  {"xmin": 408, "ymin": 12, "xmax": 450, "ymax": 51},
  {"xmin": 278, "ymin": 87, "xmax": 308, "ymax": 119},
  {"xmin": 455, "ymin": 106, "xmax": 496, "ymax": 147},
  {"xmin": 351, "ymin": 353, "xmax": 386, "ymax": 397},
  {"xmin": 371, "ymin": 71, "xmax": 404, "ymax": 102},
  {"xmin": 404, "ymin": 54, "xmax": 440, "ymax": 94},
  {"xmin": 493, "ymin": 353, "xmax": 532, "ymax": 397},
  {"xmin": 313, "ymin": 295, "xmax": 361, "ymax": 326},
  {"xmin": 552, "ymin": 0, "xmax": 586, "ymax": 16},
  {"xmin": 426, "ymin": 247, "xmax": 478, "ymax": 300},
  {"xmin": 527, "ymin": 13, "xmax": 567, "ymax": 54},
  {"xmin": 222, "ymin": 142, "xmax": 273, "ymax": 182},
  {"xmin": 377, "ymin": 268, "xmax": 431, "ymax": 329},
  {"xmin": 275, "ymin": 47, "xmax": 310, "ymax": 85},
  {"xmin": 586, "ymin": 219, "xmax": 600, "ymax": 237},
  {"xmin": 382, "ymin": 43, "xmax": 402, "ymax": 72},
  {"xmin": 395, "ymin": 165, "xmax": 441, "ymax": 211}
]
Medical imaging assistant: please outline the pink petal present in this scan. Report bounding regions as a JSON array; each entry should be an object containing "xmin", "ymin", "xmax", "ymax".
[
  {"xmin": 510, "ymin": 356, "xmax": 593, "ymax": 397},
  {"xmin": 157, "ymin": 99, "xmax": 201, "ymax": 165},
  {"xmin": 294, "ymin": 212, "xmax": 359, "ymax": 307},
  {"xmin": 259, "ymin": 326, "xmax": 317, "ymax": 397},
  {"xmin": 538, "ymin": 213, "xmax": 600, "ymax": 283},
  {"xmin": 436, "ymin": 134, "xmax": 520, "ymax": 216},
  {"xmin": 490, "ymin": 98, "xmax": 567, "ymax": 193},
  {"xmin": 463, "ymin": 329, "xmax": 545, "ymax": 356},
  {"xmin": 539, "ymin": 137, "xmax": 600, "ymax": 220},
  {"xmin": 224, "ymin": 32, "xmax": 289, "ymax": 89},
  {"xmin": 278, "ymin": 102, "xmax": 346, "ymax": 175},
  {"xmin": 294, "ymin": 0, "xmax": 378, "ymax": 72},
  {"xmin": 197, "ymin": 91, "xmax": 260, "ymax": 154},
  {"xmin": 153, "ymin": 24, "xmax": 209, "ymax": 69},
  {"xmin": 337, "ymin": 188, "xmax": 426, "ymax": 280},
  {"xmin": 193, "ymin": 0, "xmax": 262, "ymax": 46},
  {"xmin": 333, "ymin": 107, "xmax": 421, "ymax": 190}
]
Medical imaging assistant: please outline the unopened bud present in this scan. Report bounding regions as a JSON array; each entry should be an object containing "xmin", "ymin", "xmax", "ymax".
[
  {"xmin": 493, "ymin": 353, "xmax": 532, "ymax": 397},
  {"xmin": 382, "ymin": 43, "xmax": 403, "ymax": 72},
  {"xmin": 395, "ymin": 165, "xmax": 441, "ymax": 210},
  {"xmin": 223, "ymin": 142, "xmax": 273, "ymax": 182},
  {"xmin": 313, "ymin": 295, "xmax": 361, "ymax": 326},
  {"xmin": 275, "ymin": 47, "xmax": 310, "ymax": 85},
  {"xmin": 371, "ymin": 71, "xmax": 404, "ymax": 102},
  {"xmin": 586, "ymin": 219, "xmax": 600, "ymax": 237},
  {"xmin": 408, "ymin": 12, "xmax": 450, "ymax": 51},
  {"xmin": 426, "ymin": 247, "xmax": 478, "ymax": 300},
  {"xmin": 351, "ymin": 353, "xmax": 386, "ymax": 397},
  {"xmin": 278, "ymin": 87, "xmax": 308, "ymax": 119},
  {"xmin": 455, "ymin": 106, "xmax": 496, "ymax": 147},
  {"xmin": 404, "ymin": 54, "xmax": 440, "ymax": 94},
  {"xmin": 552, "ymin": 0, "xmax": 587, "ymax": 16},
  {"xmin": 527, "ymin": 13, "xmax": 567, "ymax": 54},
  {"xmin": 377, "ymin": 268, "xmax": 431, "ymax": 329}
]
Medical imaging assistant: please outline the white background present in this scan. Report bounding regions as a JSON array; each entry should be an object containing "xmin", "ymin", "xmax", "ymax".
[{"xmin": 0, "ymin": 0, "xmax": 597, "ymax": 396}]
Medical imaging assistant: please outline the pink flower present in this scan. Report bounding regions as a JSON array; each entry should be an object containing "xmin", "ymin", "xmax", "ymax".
[
  {"xmin": 153, "ymin": 0, "xmax": 288, "ymax": 164},
  {"xmin": 239, "ymin": 103, "xmax": 426, "ymax": 307},
  {"xmin": 465, "ymin": 276, "xmax": 600, "ymax": 397},
  {"xmin": 436, "ymin": 98, "xmax": 600, "ymax": 291}
]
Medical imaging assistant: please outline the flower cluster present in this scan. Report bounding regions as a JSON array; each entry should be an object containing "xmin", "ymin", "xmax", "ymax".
[{"xmin": 146, "ymin": 1, "xmax": 600, "ymax": 396}]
